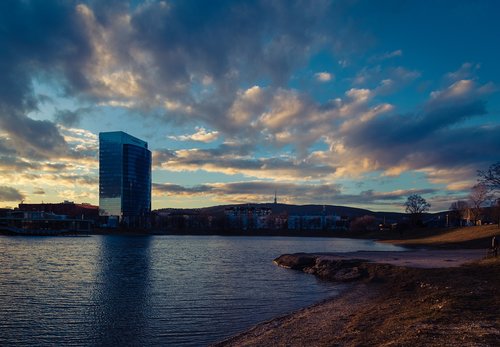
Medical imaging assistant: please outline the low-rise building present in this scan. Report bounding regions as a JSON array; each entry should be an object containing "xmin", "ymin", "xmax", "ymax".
[
  {"xmin": 19, "ymin": 201, "xmax": 99, "ymax": 223},
  {"xmin": 0, "ymin": 210, "xmax": 92, "ymax": 235},
  {"xmin": 225, "ymin": 206, "xmax": 272, "ymax": 230}
]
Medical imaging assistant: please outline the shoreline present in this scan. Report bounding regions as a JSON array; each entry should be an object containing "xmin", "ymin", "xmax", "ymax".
[
  {"xmin": 88, "ymin": 223, "xmax": 500, "ymax": 246},
  {"xmin": 213, "ymin": 251, "xmax": 500, "ymax": 346},
  {"xmin": 91, "ymin": 228, "xmax": 368, "ymax": 238},
  {"xmin": 212, "ymin": 283, "xmax": 381, "ymax": 347}
]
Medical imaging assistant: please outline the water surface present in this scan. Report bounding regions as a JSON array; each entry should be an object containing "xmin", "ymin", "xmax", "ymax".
[{"xmin": 0, "ymin": 235, "xmax": 403, "ymax": 346}]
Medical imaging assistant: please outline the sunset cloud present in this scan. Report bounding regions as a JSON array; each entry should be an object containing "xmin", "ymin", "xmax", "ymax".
[
  {"xmin": 314, "ymin": 72, "xmax": 334, "ymax": 82},
  {"xmin": 153, "ymin": 181, "xmax": 437, "ymax": 208},
  {"xmin": 0, "ymin": 186, "xmax": 25, "ymax": 202},
  {"xmin": 154, "ymin": 146, "xmax": 335, "ymax": 181},
  {"xmin": 169, "ymin": 127, "xmax": 219, "ymax": 143},
  {"xmin": 1, "ymin": 1, "xmax": 499, "ymax": 211}
]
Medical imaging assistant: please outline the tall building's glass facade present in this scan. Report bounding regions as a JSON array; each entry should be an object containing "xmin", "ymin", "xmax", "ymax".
[{"xmin": 99, "ymin": 131, "xmax": 151, "ymax": 228}]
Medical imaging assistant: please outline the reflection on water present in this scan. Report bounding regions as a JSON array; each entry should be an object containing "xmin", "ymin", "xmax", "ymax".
[
  {"xmin": 92, "ymin": 236, "xmax": 151, "ymax": 346},
  {"xmin": 0, "ymin": 235, "xmax": 404, "ymax": 346}
]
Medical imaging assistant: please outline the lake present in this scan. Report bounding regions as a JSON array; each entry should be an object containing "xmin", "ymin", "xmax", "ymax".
[{"xmin": 0, "ymin": 235, "xmax": 404, "ymax": 346}]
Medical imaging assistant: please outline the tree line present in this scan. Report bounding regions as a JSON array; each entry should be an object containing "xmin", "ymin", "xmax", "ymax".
[
  {"xmin": 404, "ymin": 162, "xmax": 500, "ymax": 227},
  {"xmin": 449, "ymin": 162, "xmax": 500, "ymax": 226}
]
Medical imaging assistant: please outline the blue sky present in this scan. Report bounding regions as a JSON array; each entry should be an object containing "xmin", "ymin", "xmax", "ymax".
[{"xmin": 0, "ymin": 0, "xmax": 499, "ymax": 212}]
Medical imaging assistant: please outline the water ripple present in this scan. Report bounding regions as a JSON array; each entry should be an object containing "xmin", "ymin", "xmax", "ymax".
[{"xmin": 0, "ymin": 235, "xmax": 403, "ymax": 346}]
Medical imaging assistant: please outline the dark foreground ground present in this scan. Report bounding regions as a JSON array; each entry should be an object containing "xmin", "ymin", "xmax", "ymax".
[{"xmin": 213, "ymin": 225, "xmax": 500, "ymax": 346}]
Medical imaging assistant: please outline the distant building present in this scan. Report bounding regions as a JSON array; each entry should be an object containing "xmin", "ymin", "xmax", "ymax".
[
  {"xmin": 18, "ymin": 201, "xmax": 99, "ymax": 223},
  {"xmin": 0, "ymin": 209, "xmax": 92, "ymax": 235},
  {"xmin": 0, "ymin": 208, "xmax": 12, "ymax": 218},
  {"xmin": 224, "ymin": 206, "xmax": 272, "ymax": 230},
  {"xmin": 287, "ymin": 211, "xmax": 344, "ymax": 231},
  {"xmin": 152, "ymin": 208, "xmax": 210, "ymax": 231},
  {"xmin": 99, "ymin": 131, "xmax": 151, "ymax": 228}
]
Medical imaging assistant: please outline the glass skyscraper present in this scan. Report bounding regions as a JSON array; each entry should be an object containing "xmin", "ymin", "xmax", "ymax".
[{"xmin": 99, "ymin": 131, "xmax": 152, "ymax": 228}]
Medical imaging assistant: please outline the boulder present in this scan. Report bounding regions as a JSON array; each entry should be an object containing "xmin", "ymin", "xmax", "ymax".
[
  {"xmin": 273, "ymin": 253, "xmax": 316, "ymax": 270},
  {"xmin": 275, "ymin": 254, "xmax": 369, "ymax": 282}
]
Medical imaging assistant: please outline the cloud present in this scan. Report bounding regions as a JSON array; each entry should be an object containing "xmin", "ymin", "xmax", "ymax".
[
  {"xmin": 168, "ymin": 127, "xmax": 219, "ymax": 143},
  {"xmin": 445, "ymin": 62, "xmax": 481, "ymax": 83},
  {"xmin": 224, "ymin": 86, "xmax": 376, "ymax": 157},
  {"xmin": 56, "ymin": 174, "xmax": 99, "ymax": 187},
  {"xmin": 0, "ymin": 155, "xmax": 39, "ymax": 172},
  {"xmin": 369, "ymin": 49, "xmax": 403, "ymax": 62},
  {"xmin": 153, "ymin": 181, "xmax": 437, "ymax": 207},
  {"xmin": 54, "ymin": 108, "xmax": 92, "ymax": 127},
  {"xmin": 333, "ymin": 77, "xmax": 497, "ymax": 180},
  {"xmin": 153, "ymin": 181, "xmax": 343, "ymax": 204},
  {"xmin": 146, "ymin": 57, "xmax": 499, "ymax": 205},
  {"xmin": 225, "ymin": 86, "xmax": 271, "ymax": 134},
  {"xmin": 1, "ymin": 1, "xmax": 498, "ymax": 211},
  {"xmin": 0, "ymin": 113, "xmax": 70, "ymax": 160},
  {"xmin": 353, "ymin": 66, "xmax": 420, "ymax": 93},
  {"xmin": 0, "ymin": 125, "xmax": 98, "ymax": 205},
  {"xmin": 57, "ymin": 189, "xmax": 97, "ymax": 202},
  {"xmin": 314, "ymin": 72, "xmax": 334, "ymax": 82},
  {"xmin": 152, "ymin": 149, "xmax": 177, "ymax": 167},
  {"xmin": 1, "ymin": 0, "xmax": 370, "ymax": 163},
  {"xmin": 420, "ymin": 167, "xmax": 476, "ymax": 192},
  {"xmin": 338, "ymin": 59, "xmax": 349, "ymax": 68},
  {"xmin": 0, "ymin": 186, "xmax": 25, "ymax": 202},
  {"xmin": 0, "ymin": 1, "xmax": 92, "ymax": 160},
  {"xmin": 111, "ymin": 0, "xmax": 369, "ymax": 125},
  {"xmin": 127, "ymin": 1, "xmax": 339, "ymax": 95},
  {"xmin": 33, "ymin": 188, "xmax": 45, "ymax": 195},
  {"xmin": 58, "ymin": 126, "xmax": 98, "ymax": 160},
  {"xmin": 154, "ymin": 144, "xmax": 335, "ymax": 181},
  {"xmin": 155, "ymin": 71, "xmax": 497, "ymax": 186},
  {"xmin": 384, "ymin": 49, "xmax": 403, "ymax": 58}
]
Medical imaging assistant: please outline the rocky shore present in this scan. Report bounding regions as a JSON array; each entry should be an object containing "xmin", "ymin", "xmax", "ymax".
[
  {"xmin": 214, "ymin": 251, "xmax": 500, "ymax": 346},
  {"xmin": 273, "ymin": 253, "xmax": 391, "ymax": 282}
]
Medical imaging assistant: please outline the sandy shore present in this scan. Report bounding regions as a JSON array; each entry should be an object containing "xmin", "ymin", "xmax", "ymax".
[{"xmin": 213, "ymin": 250, "xmax": 500, "ymax": 346}]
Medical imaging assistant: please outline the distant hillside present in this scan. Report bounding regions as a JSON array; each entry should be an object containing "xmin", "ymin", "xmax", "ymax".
[{"xmin": 156, "ymin": 203, "xmax": 409, "ymax": 221}]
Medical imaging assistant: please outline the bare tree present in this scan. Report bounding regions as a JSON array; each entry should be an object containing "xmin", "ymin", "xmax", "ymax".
[
  {"xmin": 404, "ymin": 194, "xmax": 430, "ymax": 226},
  {"xmin": 469, "ymin": 183, "xmax": 490, "ymax": 225},
  {"xmin": 478, "ymin": 162, "xmax": 500, "ymax": 227},
  {"xmin": 478, "ymin": 162, "xmax": 500, "ymax": 191},
  {"xmin": 449, "ymin": 200, "xmax": 469, "ymax": 226}
]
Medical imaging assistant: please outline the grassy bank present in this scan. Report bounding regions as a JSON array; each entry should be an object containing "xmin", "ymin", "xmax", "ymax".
[{"xmin": 384, "ymin": 224, "xmax": 500, "ymax": 249}]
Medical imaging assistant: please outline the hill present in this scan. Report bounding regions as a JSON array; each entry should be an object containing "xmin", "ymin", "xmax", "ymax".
[{"xmin": 157, "ymin": 203, "xmax": 408, "ymax": 221}]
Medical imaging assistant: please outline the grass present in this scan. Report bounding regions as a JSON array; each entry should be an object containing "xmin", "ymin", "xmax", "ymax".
[{"xmin": 383, "ymin": 224, "xmax": 500, "ymax": 249}]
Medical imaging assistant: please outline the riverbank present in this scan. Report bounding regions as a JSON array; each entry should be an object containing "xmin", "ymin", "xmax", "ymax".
[
  {"xmin": 91, "ymin": 223, "xmax": 500, "ymax": 242},
  {"xmin": 213, "ymin": 226, "xmax": 500, "ymax": 346}
]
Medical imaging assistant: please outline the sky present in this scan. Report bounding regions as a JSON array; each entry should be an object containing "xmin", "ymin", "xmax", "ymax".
[{"xmin": 0, "ymin": 0, "xmax": 499, "ymax": 212}]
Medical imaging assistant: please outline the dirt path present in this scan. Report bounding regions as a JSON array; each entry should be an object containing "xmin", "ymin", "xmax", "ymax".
[{"xmin": 314, "ymin": 249, "xmax": 485, "ymax": 268}]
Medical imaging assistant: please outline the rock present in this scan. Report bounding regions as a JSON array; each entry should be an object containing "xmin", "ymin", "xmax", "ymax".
[
  {"xmin": 333, "ymin": 267, "xmax": 362, "ymax": 281},
  {"xmin": 274, "ymin": 254, "xmax": 369, "ymax": 282},
  {"xmin": 273, "ymin": 253, "xmax": 316, "ymax": 270},
  {"xmin": 303, "ymin": 267, "xmax": 316, "ymax": 274}
]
